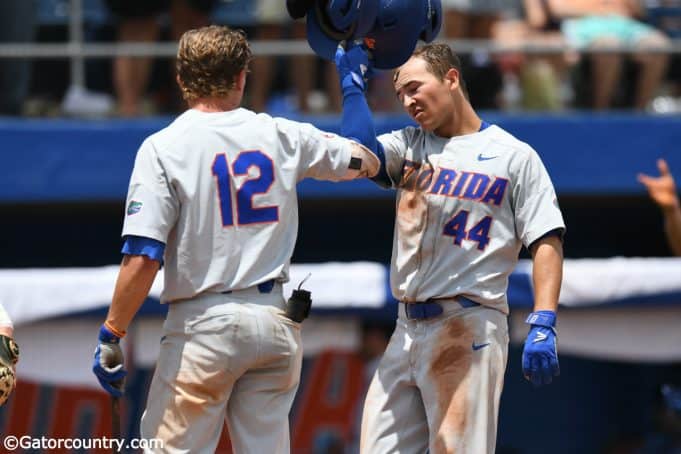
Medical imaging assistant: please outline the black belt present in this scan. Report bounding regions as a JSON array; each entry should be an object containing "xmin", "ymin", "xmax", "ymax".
[{"xmin": 403, "ymin": 296, "xmax": 480, "ymax": 320}]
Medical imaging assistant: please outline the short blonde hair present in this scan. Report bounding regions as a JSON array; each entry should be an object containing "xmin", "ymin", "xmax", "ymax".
[{"xmin": 176, "ymin": 25, "xmax": 252, "ymax": 103}]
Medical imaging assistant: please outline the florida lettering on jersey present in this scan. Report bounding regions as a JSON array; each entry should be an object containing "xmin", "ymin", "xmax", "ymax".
[
  {"xmin": 378, "ymin": 124, "xmax": 565, "ymax": 312},
  {"xmin": 398, "ymin": 160, "xmax": 509, "ymax": 206}
]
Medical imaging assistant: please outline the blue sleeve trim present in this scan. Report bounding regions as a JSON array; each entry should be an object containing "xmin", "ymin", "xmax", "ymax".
[{"xmin": 121, "ymin": 235, "xmax": 165, "ymax": 265}]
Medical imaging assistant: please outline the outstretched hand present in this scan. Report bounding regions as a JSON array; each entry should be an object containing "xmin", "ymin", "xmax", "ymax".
[
  {"xmin": 638, "ymin": 159, "xmax": 679, "ymax": 210},
  {"xmin": 335, "ymin": 40, "xmax": 373, "ymax": 92}
]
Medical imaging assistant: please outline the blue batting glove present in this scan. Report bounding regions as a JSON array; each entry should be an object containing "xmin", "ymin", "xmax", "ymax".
[
  {"xmin": 522, "ymin": 311, "xmax": 560, "ymax": 387},
  {"xmin": 92, "ymin": 324, "xmax": 126, "ymax": 397},
  {"xmin": 335, "ymin": 40, "xmax": 373, "ymax": 92}
]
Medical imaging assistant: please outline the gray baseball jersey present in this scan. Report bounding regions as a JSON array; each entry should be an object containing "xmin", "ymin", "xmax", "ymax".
[
  {"xmin": 360, "ymin": 123, "xmax": 565, "ymax": 454},
  {"xmin": 122, "ymin": 108, "xmax": 352, "ymax": 302},
  {"xmin": 378, "ymin": 124, "xmax": 565, "ymax": 314}
]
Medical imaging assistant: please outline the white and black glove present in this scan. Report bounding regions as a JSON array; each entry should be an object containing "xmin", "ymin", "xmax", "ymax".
[{"xmin": 92, "ymin": 324, "xmax": 126, "ymax": 397}]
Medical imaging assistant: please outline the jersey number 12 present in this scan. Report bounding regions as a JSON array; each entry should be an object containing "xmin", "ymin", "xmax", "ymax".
[{"xmin": 212, "ymin": 150, "xmax": 278, "ymax": 226}]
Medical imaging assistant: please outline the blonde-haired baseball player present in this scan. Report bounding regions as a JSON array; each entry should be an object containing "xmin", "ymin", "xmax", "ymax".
[
  {"xmin": 335, "ymin": 42, "xmax": 565, "ymax": 453},
  {"xmin": 92, "ymin": 25, "xmax": 378, "ymax": 453}
]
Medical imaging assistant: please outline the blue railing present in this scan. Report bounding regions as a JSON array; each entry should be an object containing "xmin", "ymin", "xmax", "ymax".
[{"xmin": 1, "ymin": 113, "xmax": 679, "ymax": 202}]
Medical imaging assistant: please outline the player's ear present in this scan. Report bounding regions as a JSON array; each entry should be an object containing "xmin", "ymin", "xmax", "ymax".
[{"xmin": 445, "ymin": 68, "xmax": 460, "ymax": 92}]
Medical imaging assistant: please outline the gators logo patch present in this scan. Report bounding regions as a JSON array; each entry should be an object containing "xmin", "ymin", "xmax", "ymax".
[{"xmin": 127, "ymin": 200, "xmax": 143, "ymax": 215}]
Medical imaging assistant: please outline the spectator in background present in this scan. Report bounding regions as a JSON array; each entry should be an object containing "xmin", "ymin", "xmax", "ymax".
[
  {"xmin": 0, "ymin": 0, "xmax": 37, "ymax": 115},
  {"xmin": 508, "ymin": 0, "xmax": 577, "ymax": 110},
  {"xmin": 441, "ymin": 0, "xmax": 509, "ymax": 108},
  {"xmin": 638, "ymin": 159, "xmax": 681, "ymax": 256},
  {"xmin": 444, "ymin": 0, "xmax": 510, "ymax": 40},
  {"xmin": 249, "ymin": 0, "xmax": 327, "ymax": 113},
  {"xmin": 492, "ymin": 1, "xmax": 576, "ymax": 110},
  {"xmin": 105, "ymin": 0, "xmax": 217, "ymax": 116},
  {"xmin": 525, "ymin": 0, "xmax": 669, "ymax": 110},
  {"xmin": 643, "ymin": 0, "xmax": 681, "ymax": 113}
]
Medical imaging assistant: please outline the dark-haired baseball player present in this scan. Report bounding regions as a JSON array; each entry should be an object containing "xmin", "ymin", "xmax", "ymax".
[{"xmin": 336, "ymin": 41, "xmax": 565, "ymax": 453}]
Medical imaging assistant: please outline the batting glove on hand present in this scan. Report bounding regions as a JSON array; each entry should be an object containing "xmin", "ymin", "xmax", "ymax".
[
  {"xmin": 335, "ymin": 40, "xmax": 373, "ymax": 92},
  {"xmin": 522, "ymin": 311, "xmax": 560, "ymax": 387},
  {"xmin": 92, "ymin": 324, "xmax": 126, "ymax": 397}
]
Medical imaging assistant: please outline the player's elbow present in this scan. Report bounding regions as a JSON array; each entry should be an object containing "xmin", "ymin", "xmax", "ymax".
[{"xmin": 341, "ymin": 142, "xmax": 380, "ymax": 180}]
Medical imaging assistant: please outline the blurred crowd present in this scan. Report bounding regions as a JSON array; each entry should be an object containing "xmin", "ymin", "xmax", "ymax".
[{"xmin": 0, "ymin": 0, "xmax": 679, "ymax": 117}]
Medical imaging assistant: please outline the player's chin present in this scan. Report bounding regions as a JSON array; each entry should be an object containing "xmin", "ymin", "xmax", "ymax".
[
  {"xmin": 414, "ymin": 116, "xmax": 434, "ymax": 131},
  {"xmin": 412, "ymin": 112, "xmax": 430, "ymax": 130}
]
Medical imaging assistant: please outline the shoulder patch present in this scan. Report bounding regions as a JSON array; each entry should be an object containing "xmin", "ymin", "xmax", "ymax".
[{"xmin": 127, "ymin": 200, "xmax": 143, "ymax": 215}]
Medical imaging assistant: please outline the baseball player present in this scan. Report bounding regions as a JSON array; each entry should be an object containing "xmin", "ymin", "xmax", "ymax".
[
  {"xmin": 0, "ymin": 303, "xmax": 19, "ymax": 407},
  {"xmin": 335, "ymin": 42, "xmax": 565, "ymax": 453},
  {"xmin": 91, "ymin": 25, "xmax": 378, "ymax": 453}
]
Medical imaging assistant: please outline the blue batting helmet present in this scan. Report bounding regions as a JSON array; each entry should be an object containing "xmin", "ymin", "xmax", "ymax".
[
  {"xmin": 306, "ymin": 0, "xmax": 379, "ymax": 63},
  {"xmin": 420, "ymin": 0, "xmax": 443, "ymax": 43},
  {"xmin": 364, "ymin": 0, "xmax": 442, "ymax": 69},
  {"xmin": 287, "ymin": 0, "xmax": 316, "ymax": 19},
  {"xmin": 305, "ymin": 0, "xmax": 442, "ymax": 70}
]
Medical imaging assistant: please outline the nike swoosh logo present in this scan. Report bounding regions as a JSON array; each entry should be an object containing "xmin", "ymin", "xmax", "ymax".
[
  {"xmin": 472, "ymin": 342, "xmax": 490, "ymax": 351},
  {"xmin": 477, "ymin": 154, "xmax": 498, "ymax": 161}
]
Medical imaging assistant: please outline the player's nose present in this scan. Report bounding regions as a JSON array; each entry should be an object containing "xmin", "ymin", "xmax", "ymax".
[{"xmin": 402, "ymin": 94, "xmax": 415, "ymax": 110}]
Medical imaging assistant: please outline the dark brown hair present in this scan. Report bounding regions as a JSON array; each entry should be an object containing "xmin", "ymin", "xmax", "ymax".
[{"xmin": 400, "ymin": 43, "xmax": 468, "ymax": 97}]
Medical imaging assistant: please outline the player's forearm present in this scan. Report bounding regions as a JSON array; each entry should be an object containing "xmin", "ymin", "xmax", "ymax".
[
  {"xmin": 530, "ymin": 236, "xmax": 564, "ymax": 312},
  {"xmin": 341, "ymin": 86, "xmax": 379, "ymax": 154},
  {"xmin": 106, "ymin": 255, "xmax": 160, "ymax": 335},
  {"xmin": 341, "ymin": 142, "xmax": 380, "ymax": 180},
  {"xmin": 663, "ymin": 202, "xmax": 681, "ymax": 256}
]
